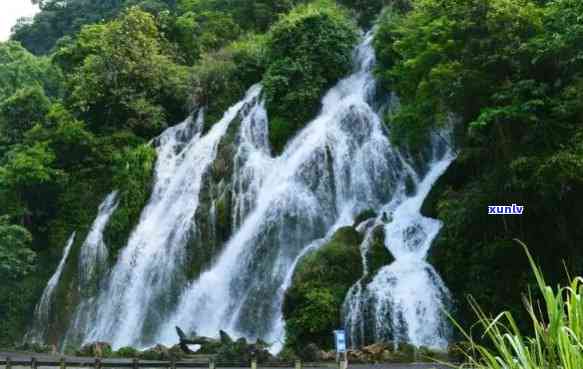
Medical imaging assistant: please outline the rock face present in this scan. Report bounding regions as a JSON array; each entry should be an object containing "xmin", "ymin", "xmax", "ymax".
[{"xmin": 176, "ymin": 327, "xmax": 273, "ymax": 363}]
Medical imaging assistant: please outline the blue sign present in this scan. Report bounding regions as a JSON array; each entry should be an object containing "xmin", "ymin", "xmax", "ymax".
[{"xmin": 334, "ymin": 330, "xmax": 347, "ymax": 353}]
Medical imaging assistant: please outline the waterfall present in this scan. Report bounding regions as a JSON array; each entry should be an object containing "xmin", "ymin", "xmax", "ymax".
[
  {"xmin": 74, "ymin": 85, "xmax": 264, "ymax": 349},
  {"xmin": 39, "ymin": 30, "xmax": 456, "ymax": 351},
  {"xmin": 155, "ymin": 32, "xmax": 408, "ymax": 347},
  {"xmin": 25, "ymin": 232, "xmax": 76, "ymax": 344},
  {"xmin": 63, "ymin": 191, "xmax": 120, "ymax": 347},
  {"xmin": 343, "ymin": 131, "xmax": 455, "ymax": 350}
]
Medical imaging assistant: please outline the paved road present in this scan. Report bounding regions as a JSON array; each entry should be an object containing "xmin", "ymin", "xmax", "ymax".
[{"xmin": 0, "ymin": 352, "xmax": 452, "ymax": 369}]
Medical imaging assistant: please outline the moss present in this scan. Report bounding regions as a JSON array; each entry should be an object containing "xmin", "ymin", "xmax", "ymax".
[
  {"xmin": 103, "ymin": 144, "xmax": 157, "ymax": 263},
  {"xmin": 184, "ymin": 113, "xmax": 240, "ymax": 281},
  {"xmin": 283, "ymin": 226, "xmax": 363, "ymax": 351},
  {"xmin": 354, "ymin": 209, "xmax": 377, "ymax": 226},
  {"xmin": 364, "ymin": 225, "xmax": 393, "ymax": 283},
  {"xmin": 268, "ymin": 116, "xmax": 298, "ymax": 155}
]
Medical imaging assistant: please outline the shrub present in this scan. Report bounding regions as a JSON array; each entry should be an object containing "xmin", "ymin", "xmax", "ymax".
[
  {"xmin": 103, "ymin": 144, "xmax": 157, "ymax": 263},
  {"xmin": 192, "ymin": 33, "xmax": 267, "ymax": 127},
  {"xmin": 263, "ymin": 0, "xmax": 358, "ymax": 153}
]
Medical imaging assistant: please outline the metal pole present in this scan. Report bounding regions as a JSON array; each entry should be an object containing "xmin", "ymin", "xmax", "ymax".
[
  {"xmin": 31, "ymin": 357, "xmax": 37, "ymax": 369},
  {"xmin": 6, "ymin": 356, "xmax": 11, "ymax": 369}
]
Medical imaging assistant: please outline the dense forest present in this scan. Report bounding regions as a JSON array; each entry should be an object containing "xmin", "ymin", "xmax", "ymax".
[{"xmin": 0, "ymin": 0, "xmax": 582, "ymax": 362}]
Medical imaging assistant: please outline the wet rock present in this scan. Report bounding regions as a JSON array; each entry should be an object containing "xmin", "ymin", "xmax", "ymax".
[
  {"xmin": 354, "ymin": 209, "xmax": 377, "ymax": 226},
  {"xmin": 77, "ymin": 342, "xmax": 112, "ymax": 358},
  {"xmin": 140, "ymin": 344, "xmax": 170, "ymax": 361},
  {"xmin": 177, "ymin": 327, "xmax": 273, "ymax": 363}
]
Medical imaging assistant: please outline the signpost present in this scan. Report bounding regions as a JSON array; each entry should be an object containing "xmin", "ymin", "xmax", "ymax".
[{"xmin": 333, "ymin": 330, "xmax": 347, "ymax": 369}]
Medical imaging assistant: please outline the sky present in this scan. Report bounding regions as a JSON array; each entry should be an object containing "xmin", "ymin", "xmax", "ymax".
[{"xmin": 0, "ymin": 0, "xmax": 40, "ymax": 41}]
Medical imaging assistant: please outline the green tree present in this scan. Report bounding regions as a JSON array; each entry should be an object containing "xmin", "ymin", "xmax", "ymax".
[
  {"xmin": 0, "ymin": 87, "xmax": 51, "ymax": 148},
  {"xmin": 263, "ymin": 0, "xmax": 358, "ymax": 153},
  {"xmin": 172, "ymin": 11, "xmax": 241, "ymax": 65},
  {"xmin": 377, "ymin": 0, "xmax": 583, "ymax": 333},
  {"xmin": 0, "ymin": 216, "xmax": 35, "ymax": 279},
  {"xmin": 65, "ymin": 7, "xmax": 191, "ymax": 137},
  {"xmin": 0, "ymin": 217, "xmax": 37, "ymax": 347},
  {"xmin": 0, "ymin": 143, "xmax": 65, "ymax": 230},
  {"xmin": 0, "ymin": 41, "xmax": 64, "ymax": 100}
]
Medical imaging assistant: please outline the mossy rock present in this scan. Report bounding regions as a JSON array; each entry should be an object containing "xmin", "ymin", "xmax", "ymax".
[
  {"xmin": 283, "ymin": 226, "xmax": 364, "ymax": 351},
  {"xmin": 354, "ymin": 209, "xmax": 377, "ymax": 226},
  {"xmin": 364, "ymin": 225, "xmax": 394, "ymax": 283},
  {"xmin": 184, "ymin": 112, "xmax": 240, "ymax": 281}
]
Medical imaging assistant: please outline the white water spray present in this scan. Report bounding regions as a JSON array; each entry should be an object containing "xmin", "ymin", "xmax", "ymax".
[
  {"xmin": 343, "ymin": 131, "xmax": 455, "ymax": 350},
  {"xmin": 77, "ymin": 85, "xmax": 263, "ymax": 349},
  {"xmin": 25, "ymin": 232, "xmax": 76, "ymax": 344},
  {"xmin": 155, "ymin": 32, "xmax": 406, "ymax": 346},
  {"xmin": 34, "ymin": 31, "xmax": 456, "ymax": 352},
  {"xmin": 63, "ymin": 191, "xmax": 120, "ymax": 347}
]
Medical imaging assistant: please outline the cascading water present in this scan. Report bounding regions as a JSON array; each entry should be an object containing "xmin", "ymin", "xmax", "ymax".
[
  {"xmin": 155, "ymin": 32, "xmax": 408, "ymax": 347},
  {"xmin": 63, "ymin": 191, "xmax": 120, "ymax": 347},
  {"xmin": 343, "ymin": 131, "xmax": 455, "ymax": 349},
  {"xmin": 25, "ymin": 232, "xmax": 76, "ymax": 344},
  {"xmin": 74, "ymin": 86, "xmax": 264, "ymax": 349},
  {"xmin": 33, "ymin": 30, "xmax": 456, "ymax": 352}
]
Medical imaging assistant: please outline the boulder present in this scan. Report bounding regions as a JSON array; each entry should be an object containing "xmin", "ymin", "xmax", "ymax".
[
  {"xmin": 77, "ymin": 342, "xmax": 113, "ymax": 358},
  {"xmin": 140, "ymin": 344, "xmax": 170, "ymax": 361}
]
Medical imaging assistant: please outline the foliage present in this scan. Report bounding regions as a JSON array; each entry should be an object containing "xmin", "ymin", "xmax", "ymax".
[
  {"xmin": 452, "ymin": 244, "xmax": 583, "ymax": 369},
  {"xmin": 104, "ymin": 144, "xmax": 157, "ymax": 262},
  {"xmin": 337, "ymin": 0, "xmax": 410, "ymax": 26},
  {"xmin": 376, "ymin": 0, "xmax": 583, "ymax": 334},
  {"xmin": 176, "ymin": 0, "xmax": 303, "ymax": 32},
  {"xmin": 0, "ymin": 142, "xmax": 65, "ymax": 231},
  {"xmin": 0, "ymin": 41, "xmax": 64, "ymax": 100},
  {"xmin": 283, "ymin": 226, "xmax": 363, "ymax": 352},
  {"xmin": 0, "ymin": 217, "xmax": 37, "ymax": 347},
  {"xmin": 0, "ymin": 216, "xmax": 35, "ymax": 280},
  {"xmin": 171, "ymin": 10, "xmax": 242, "ymax": 65},
  {"xmin": 64, "ymin": 7, "xmax": 192, "ymax": 137},
  {"xmin": 12, "ymin": 0, "xmax": 131, "ymax": 55},
  {"xmin": 0, "ymin": 87, "xmax": 51, "ymax": 148},
  {"xmin": 263, "ymin": 1, "xmax": 358, "ymax": 153},
  {"xmin": 191, "ymin": 34, "xmax": 266, "ymax": 125}
]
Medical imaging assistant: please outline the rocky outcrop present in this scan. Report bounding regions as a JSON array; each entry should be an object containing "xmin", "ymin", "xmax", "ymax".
[
  {"xmin": 77, "ymin": 342, "xmax": 112, "ymax": 358},
  {"xmin": 176, "ymin": 327, "xmax": 273, "ymax": 363}
]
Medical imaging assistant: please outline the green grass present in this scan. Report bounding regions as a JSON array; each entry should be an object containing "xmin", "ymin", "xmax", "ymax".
[{"xmin": 449, "ymin": 241, "xmax": 583, "ymax": 369}]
